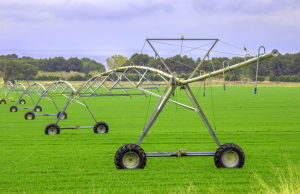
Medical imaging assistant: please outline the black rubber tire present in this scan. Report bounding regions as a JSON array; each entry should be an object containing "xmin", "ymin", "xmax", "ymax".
[
  {"xmin": 25, "ymin": 111, "xmax": 35, "ymax": 120},
  {"xmin": 0, "ymin": 99, "xmax": 6, "ymax": 104},
  {"xmin": 10, "ymin": 106, "xmax": 18, "ymax": 112},
  {"xmin": 57, "ymin": 111, "xmax": 67, "ymax": 119},
  {"xmin": 20, "ymin": 99, "xmax": 26, "ymax": 104},
  {"xmin": 34, "ymin": 106, "xmax": 42, "ymax": 112},
  {"xmin": 114, "ymin": 143, "xmax": 146, "ymax": 169},
  {"xmin": 45, "ymin": 123, "xmax": 60, "ymax": 135},
  {"xmin": 93, "ymin": 121, "xmax": 109, "ymax": 133},
  {"xmin": 214, "ymin": 143, "xmax": 245, "ymax": 168}
]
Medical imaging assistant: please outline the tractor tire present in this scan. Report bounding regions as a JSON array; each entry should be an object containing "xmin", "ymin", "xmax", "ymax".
[
  {"xmin": 57, "ymin": 111, "xmax": 67, "ymax": 119},
  {"xmin": 45, "ymin": 123, "xmax": 60, "ymax": 135},
  {"xmin": 93, "ymin": 121, "xmax": 109, "ymax": 133},
  {"xmin": 114, "ymin": 143, "xmax": 146, "ymax": 169},
  {"xmin": 20, "ymin": 99, "xmax": 26, "ymax": 104},
  {"xmin": 34, "ymin": 106, "xmax": 42, "ymax": 112},
  {"xmin": 25, "ymin": 111, "xmax": 35, "ymax": 120},
  {"xmin": 0, "ymin": 99, "xmax": 6, "ymax": 104},
  {"xmin": 214, "ymin": 143, "xmax": 245, "ymax": 168},
  {"xmin": 10, "ymin": 106, "xmax": 18, "ymax": 112}
]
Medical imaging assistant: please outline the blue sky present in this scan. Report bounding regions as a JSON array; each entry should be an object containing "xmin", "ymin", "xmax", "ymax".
[{"xmin": 0, "ymin": 0, "xmax": 299, "ymax": 64}]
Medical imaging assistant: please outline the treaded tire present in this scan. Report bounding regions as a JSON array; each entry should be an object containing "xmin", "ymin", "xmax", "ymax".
[
  {"xmin": 93, "ymin": 121, "xmax": 109, "ymax": 133},
  {"xmin": 25, "ymin": 111, "xmax": 35, "ymax": 120},
  {"xmin": 45, "ymin": 123, "xmax": 60, "ymax": 135},
  {"xmin": 57, "ymin": 111, "xmax": 67, "ymax": 119},
  {"xmin": 214, "ymin": 143, "xmax": 245, "ymax": 168},
  {"xmin": 10, "ymin": 106, "xmax": 18, "ymax": 112},
  {"xmin": 34, "ymin": 106, "xmax": 42, "ymax": 112},
  {"xmin": 1, "ymin": 99, "xmax": 6, "ymax": 104},
  {"xmin": 20, "ymin": 99, "xmax": 26, "ymax": 104},
  {"xmin": 114, "ymin": 143, "xmax": 146, "ymax": 169}
]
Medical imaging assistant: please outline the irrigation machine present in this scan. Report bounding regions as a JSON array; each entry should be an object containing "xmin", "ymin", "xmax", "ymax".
[
  {"xmin": 9, "ymin": 82, "xmax": 51, "ymax": 113},
  {"xmin": 44, "ymin": 38, "xmax": 279, "ymax": 169},
  {"xmin": 24, "ymin": 80, "xmax": 84, "ymax": 121},
  {"xmin": 0, "ymin": 81, "xmax": 28, "ymax": 105}
]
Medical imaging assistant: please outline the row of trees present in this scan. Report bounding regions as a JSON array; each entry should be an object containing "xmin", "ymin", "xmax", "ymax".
[
  {"xmin": 0, "ymin": 54, "xmax": 106, "ymax": 83},
  {"xmin": 0, "ymin": 54, "xmax": 105, "ymax": 75},
  {"xmin": 1, "ymin": 52, "xmax": 300, "ymax": 83},
  {"xmin": 106, "ymin": 52, "xmax": 300, "ymax": 80}
]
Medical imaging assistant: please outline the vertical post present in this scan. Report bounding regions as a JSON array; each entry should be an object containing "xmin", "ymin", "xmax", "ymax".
[{"xmin": 184, "ymin": 84, "xmax": 221, "ymax": 147}]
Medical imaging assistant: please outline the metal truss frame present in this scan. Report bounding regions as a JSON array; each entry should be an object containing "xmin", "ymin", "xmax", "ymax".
[
  {"xmin": 25, "ymin": 80, "xmax": 85, "ymax": 119},
  {"xmin": 0, "ymin": 82, "xmax": 28, "ymax": 104}
]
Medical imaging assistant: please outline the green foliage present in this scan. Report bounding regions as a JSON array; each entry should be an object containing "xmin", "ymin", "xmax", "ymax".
[
  {"xmin": 22, "ymin": 63, "xmax": 38, "ymax": 84},
  {"xmin": 1, "ymin": 52, "xmax": 300, "ymax": 82},
  {"xmin": 224, "ymin": 74, "xmax": 230, "ymax": 81},
  {"xmin": 106, "ymin": 54, "xmax": 127, "ymax": 70},
  {"xmin": 252, "ymin": 76, "xmax": 265, "ymax": 81},
  {"xmin": 0, "ymin": 54, "xmax": 104, "ymax": 75},
  {"xmin": 67, "ymin": 74, "xmax": 92, "ymax": 81},
  {"xmin": 4, "ymin": 60, "xmax": 23, "ymax": 83},
  {"xmin": 35, "ymin": 75, "xmax": 62, "ymax": 81},
  {"xmin": 82, "ymin": 59, "xmax": 105, "ymax": 75}
]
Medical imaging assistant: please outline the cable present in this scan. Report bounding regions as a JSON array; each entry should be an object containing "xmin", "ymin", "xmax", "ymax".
[
  {"xmin": 219, "ymin": 40, "xmax": 256, "ymax": 55},
  {"xmin": 141, "ymin": 40, "xmax": 146, "ymax": 54},
  {"xmin": 150, "ymin": 40, "xmax": 252, "ymax": 57}
]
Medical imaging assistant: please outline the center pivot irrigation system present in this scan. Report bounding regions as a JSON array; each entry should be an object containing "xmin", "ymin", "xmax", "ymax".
[
  {"xmin": 9, "ymin": 82, "xmax": 50, "ymax": 112},
  {"xmin": 43, "ymin": 38, "xmax": 279, "ymax": 170},
  {"xmin": 23, "ymin": 80, "xmax": 85, "ymax": 120},
  {"xmin": 0, "ymin": 82, "xmax": 27, "ymax": 105}
]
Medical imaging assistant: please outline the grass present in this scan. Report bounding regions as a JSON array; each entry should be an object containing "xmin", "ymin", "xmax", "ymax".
[{"xmin": 0, "ymin": 86, "xmax": 300, "ymax": 193}]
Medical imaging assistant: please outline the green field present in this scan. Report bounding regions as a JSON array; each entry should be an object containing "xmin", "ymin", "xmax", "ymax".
[{"xmin": 0, "ymin": 86, "xmax": 300, "ymax": 193}]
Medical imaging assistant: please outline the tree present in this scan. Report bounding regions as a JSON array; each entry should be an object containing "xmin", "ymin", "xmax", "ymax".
[
  {"xmin": 105, "ymin": 55, "xmax": 127, "ymax": 70},
  {"xmin": 22, "ymin": 63, "xmax": 38, "ymax": 84},
  {"xmin": 4, "ymin": 60, "xmax": 23, "ymax": 83}
]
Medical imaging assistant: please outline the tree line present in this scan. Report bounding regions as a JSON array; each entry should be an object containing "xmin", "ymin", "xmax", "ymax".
[
  {"xmin": 0, "ymin": 54, "xmax": 106, "ymax": 83},
  {"xmin": 110, "ymin": 52, "xmax": 300, "ymax": 82},
  {"xmin": 1, "ymin": 52, "xmax": 300, "ymax": 83}
]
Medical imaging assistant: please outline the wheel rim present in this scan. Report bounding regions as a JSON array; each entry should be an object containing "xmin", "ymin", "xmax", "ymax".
[
  {"xmin": 122, "ymin": 152, "xmax": 139, "ymax": 169},
  {"xmin": 97, "ymin": 125, "xmax": 106, "ymax": 133},
  {"xmin": 1, "ymin": 101, "xmax": 4, "ymax": 104},
  {"xmin": 221, "ymin": 150, "xmax": 239, "ymax": 168},
  {"xmin": 61, "ymin": 114, "xmax": 65, "ymax": 119},
  {"xmin": 27, "ymin": 114, "xmax": 33, "ymax": 120},
  {"xmin": 21, "ymin": 101, "xmax": 24, "ymax": 104},
  {"xmin": 48, "ymin": 127, "xmax": 57, "ymax": 135},
  {"xmin": 36, "ymin": 108, "xmax": 41, "ymax": 112},
  {"xmin": 12, "ymin": 108, "xmax": 16, "ymax": 112}
]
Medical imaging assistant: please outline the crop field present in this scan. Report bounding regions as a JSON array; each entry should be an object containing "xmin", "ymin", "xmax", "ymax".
[{"xmin": 0, "ymin": 86, "xmax": 300, "ymax": 193}]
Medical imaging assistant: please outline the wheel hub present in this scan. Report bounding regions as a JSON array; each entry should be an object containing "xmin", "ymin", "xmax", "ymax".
[
  {"xmin": 27, "ymin": 114, "xmax": 33, "ymax": 119},
  {"xmin": 97, "ymin": 125, "xmax": 106, "ymax": 133},
  {"xmin": 222, "ymin": 150, "xmax": 239, "ymax": 168},
  {"xmin": 49, "ymin": 127, "xmax": 57, "ymax": 135},
  {"xmin": 122, "ymin": 152, "xmax": 139, "ymax": 169}
]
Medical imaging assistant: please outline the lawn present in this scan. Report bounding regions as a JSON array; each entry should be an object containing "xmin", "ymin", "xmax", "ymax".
[{"xmin": 0, "ymin": 86, "xmax": 300, "ymax": 193}]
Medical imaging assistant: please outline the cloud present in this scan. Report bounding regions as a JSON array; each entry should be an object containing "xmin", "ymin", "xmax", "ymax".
[{"xmin": 0, "ymin": 0, "xmax": 176, "ymax": 22}]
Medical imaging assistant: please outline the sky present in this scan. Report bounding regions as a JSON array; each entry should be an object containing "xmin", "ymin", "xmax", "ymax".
[{"xmin": 0, "ymin": 0, "xmax": 299, "ymax": 65}]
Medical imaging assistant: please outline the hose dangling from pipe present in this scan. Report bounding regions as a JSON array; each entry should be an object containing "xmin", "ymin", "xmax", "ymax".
[
  {"xmin": 255, "ymin": 46, "xmax": 265, "ymax": 94},
  {"xmin": 223, "ymin": 60, "xmax": 229, "ymax": 90},
  {"xmin": 200, "ymin": 70, "xmax": 206, "ymax": 97}
]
